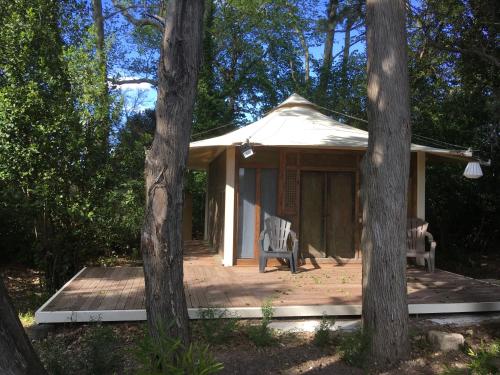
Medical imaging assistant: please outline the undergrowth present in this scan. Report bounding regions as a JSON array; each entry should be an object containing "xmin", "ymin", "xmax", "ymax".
[
  {"xmin": 135, "ymin": 322, "xmax": 223, "ymax": 375},
  {"xmin": 246, "ymin": 299, "xmax": 276, "ymax": 347},
  {"xmin": 199, "ymin": 307, "xmax": 239, "ymax": 344},
  {"xmin": 313, "ymin": 314, "xmax": 335, "ymax": 348}
]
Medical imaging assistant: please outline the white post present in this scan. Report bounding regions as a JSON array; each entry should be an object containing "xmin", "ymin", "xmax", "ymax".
[
  {"xmin": 223, "ymin": 147, "xmax": 236, "ymax": 266},
  {"xmin": 416, "ymin": 151, "xmax": 426, "ymax": 220},
  {"xmin": 203, "ymin": 184, "xmax": 209, "ymax": 241}
]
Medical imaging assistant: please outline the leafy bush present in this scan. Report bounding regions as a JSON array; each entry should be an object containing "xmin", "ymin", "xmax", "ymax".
[
  {"xmin": 135, "ymin": 322, "xmax": 223, "ymax": 375},
  {"xmin": 37, "ymin": 335, "xmax": 76, "ymax": 375},
  {"xmin": 80, "ymin": 324, "xmax": 122, "ymax": 375},
  {"xmin": 313, "ymin": 314, "xmax": 335, "ymax": 348},
  {"xmin": 335, "ymin": 329, "xmax": 369, "ymax": 367},
  {"xmin": 199, "ymin": 307, "xmax": 239, "ymax": 344},
  {"xmin": 246, "ymin": 299, "xmax": 276, "ymax": 347},
  {"xmin": 37, "ymin": 324, "xmax": 122, "ymax": 375},
  {"xmin": 466, "ymin": 339, "xmax": 499, "ymax": 375}
]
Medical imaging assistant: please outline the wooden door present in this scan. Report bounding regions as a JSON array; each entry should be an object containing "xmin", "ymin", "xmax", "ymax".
[
  {"xmin": 300, "ymin": 171, "xmax": 356, "ymax": 260},
  {"xmin": 326, "ymin": 172, "xmax": 355, "ymax": 259},
  {"xmin": 300, "ymin": 172, "xmax": 325, "ymax": 258}
]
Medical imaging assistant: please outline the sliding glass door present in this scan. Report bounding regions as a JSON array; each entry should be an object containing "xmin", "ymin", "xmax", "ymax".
[{"xmin": 237, "ymin": 168, "xmax": 278, "ymax": 260}]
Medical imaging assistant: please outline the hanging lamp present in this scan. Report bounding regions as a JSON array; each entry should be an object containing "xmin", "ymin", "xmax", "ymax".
[{"xmin": 463, "ymin": 161, "xmax": 483, "ymax": 179}]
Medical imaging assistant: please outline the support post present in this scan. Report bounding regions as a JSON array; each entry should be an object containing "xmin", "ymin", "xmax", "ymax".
[
  {"xmin": 223, "ymin": 147, "xmax": 236, "ymax": 266},
  {"xmin": 416, "ymin": 152, "xmax": 426, "ymax": 220},
  {"xmin": 203, "ymin": 174, "xmax": 209, "ymax": 241}
]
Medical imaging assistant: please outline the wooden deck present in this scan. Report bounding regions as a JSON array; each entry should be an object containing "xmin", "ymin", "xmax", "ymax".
[{"xmin": 36, "ymin": 241, "xmax": 500, "ymax": 323}]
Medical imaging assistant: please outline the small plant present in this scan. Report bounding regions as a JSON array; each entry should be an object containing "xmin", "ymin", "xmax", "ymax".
[
  {"xmin": 466, "ymin": 339, "xmax": 499, "ymax": 375},
  {"xmin": 80, "ymin": 323, "xmax": 122, "ymax": 375},
  {"xmin": 313, "ymin": 314, "xmax": 335, "ymax": 348},
  {"xmin": 336, "ymin": 329, "xmax": 369, "ymax": 367},
  {"xmin": 246, "ymin": 299, "xmax": 276, "ymax": 347},
  {"xmin": 18, "ymin": 310, "xmax": 36, "ymax": 327},
  {"xmin": 199, "ymin": 307, "xmax": 239, "ymax": 344},
  {"xmin": 36, "ymin": 335, "xmax": 76, "ymax": 375},
  {"xmin": 97, "ymin": 251, "xmax": 120, "ymax": 267},
  {"xmin": 135, "ymin": 321, "xmax": 223, "ymax": 375}
]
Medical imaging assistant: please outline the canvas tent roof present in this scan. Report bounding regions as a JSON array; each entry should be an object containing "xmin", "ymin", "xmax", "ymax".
[{"xmin": 188, "ymin": 93, "xmax": 469, "ymax": 169}]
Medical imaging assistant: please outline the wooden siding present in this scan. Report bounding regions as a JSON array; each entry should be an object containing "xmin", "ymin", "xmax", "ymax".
[
  {"xmin": 207, "ymin": 150, "xmax": 226, "ymax": 254},
  {"xmin": 233, "ymin": 147, "xmax": 420, "ymax": 262}
]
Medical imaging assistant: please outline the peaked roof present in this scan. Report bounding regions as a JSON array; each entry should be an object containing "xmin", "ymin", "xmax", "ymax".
[{"xmin": 188, "ymin": 93, "xmax": 468, "ymax": 169}]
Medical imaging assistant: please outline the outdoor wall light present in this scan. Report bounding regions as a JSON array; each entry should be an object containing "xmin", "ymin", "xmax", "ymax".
[{"xmin": 240, "ymin": 140, "xmax": 254, "ymax": 159}]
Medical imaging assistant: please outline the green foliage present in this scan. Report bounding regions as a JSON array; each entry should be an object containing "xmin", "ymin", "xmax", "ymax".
[
  {"xmin": 313, "ymin": 314, "xmax": 335, "ymax": 348},
  {"xmin": 135, "ymin": 323, "xmax": 223, "ymax": 375},
  {"xmin": 0, "ymin": 0, "xmax": 121, "ymax": 290},
  {"xmin": 36, "ymin": 324, "xmax": 121, "ymax": 375},
  {"xmin": 199, "ymin": 308, "xmax": 239, "ymax": 344},
  {"xmin": 246, "ymin": 299, "xmax": 276, "ymax": 347},
  {"xmin": 37, "ymin": 335, "xmax": 77, "ymax": 375},
  {"xmin": 407, "ymin": 0, "xmax": 499, "ymax": 277},
  {"xmin": 335, "ymin": 329, "xmax": 369, "ymax": 367},
  {"xmin": 80, "ymin": 324, "xmax": 122, "ymax": 375},
  {"xmin": 18, "ymin": 310, "xmax": 36, "ymax": 327},
  {"xmin": 466, "ymin": 340, "xmax": 500, "ymax": 375}
]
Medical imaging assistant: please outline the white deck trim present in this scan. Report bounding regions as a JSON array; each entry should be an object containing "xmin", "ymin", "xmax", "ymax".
[
  {"xmin": 35, "ymin": 302, "xmax": 500, "ymax": 324},
  {"xmin": 416, "ymin": 151, "xmax": 426, "ymax": 220},
  {"xmin": 35, "ymin": 267, "xmax": 87, "ymax": 324}
]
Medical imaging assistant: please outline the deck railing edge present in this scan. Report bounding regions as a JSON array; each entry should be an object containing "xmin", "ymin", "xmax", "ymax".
[{"xmin": 34, "ymin": 266, "xmax": 88, "ymax": 324}]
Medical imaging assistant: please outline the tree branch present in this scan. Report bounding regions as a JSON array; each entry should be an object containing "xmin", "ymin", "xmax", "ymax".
[
  {"xmin": 111, "ymin": 0, "xmax": 164, "ymax": 31},
  {"xmin": 109, "ymin": 77, "xmax": 158, "ymax": 87}
]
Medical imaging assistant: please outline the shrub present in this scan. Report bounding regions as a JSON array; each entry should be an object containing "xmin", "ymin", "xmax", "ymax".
[
  {"xmin": 135, "ymin": 322, "xmax": 223, "ymax": 375},
  {"xmin": 35, "ymin": 324, "xmax": 121, "ymax": 375},
  {"xmin": 336, "ymin": 329, "xmax": 369, "ymax": 367},
  {"xmin": 36, "ymin": 335, "xmax": 76, "ymax": 375},
  {"xmin": 79, "ymin": 324, "xmax": 122, "ymax": 375},
  {"xmin": 466, "ymin": 339, "xmax": 499, "ymax": 375},
  {"xmin": 199, "ymin": 307, "xmax": 239, "ymax": 344},
  {"xmin": 246, "ymin": 299, "xmax": 276, "ymax": 347},
  {"xmin": 313, "ymin": 314, "xmax": 335, "ymax": 348}
]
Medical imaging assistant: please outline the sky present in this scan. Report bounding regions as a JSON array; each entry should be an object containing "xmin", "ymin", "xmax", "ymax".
[{"xmin": 109, "ymin": 0, "xmax": 366, "ymax": 117}]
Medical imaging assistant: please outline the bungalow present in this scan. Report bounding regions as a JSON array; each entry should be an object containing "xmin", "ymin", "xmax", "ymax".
[
  {"xmin": 188, "ymin": 93, "xmax": 468, "ymax": 267},
  {"xmin": 35, "ymin": 94, "xmax": 499, "ymax": 324}
]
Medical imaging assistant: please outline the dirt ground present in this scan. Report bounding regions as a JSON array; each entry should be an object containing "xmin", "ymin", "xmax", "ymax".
[{"xmin": 2, "ymin": 265, "xmax": 499, "ymax": 374}]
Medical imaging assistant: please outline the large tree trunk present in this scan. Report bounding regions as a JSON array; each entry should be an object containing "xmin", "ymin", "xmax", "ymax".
[
  {"xmin": 361, "ymin": 0, "xmax": 411, "ymax": 368},
  {"xmin": 141, "ymin": 0, "xmax": 204, "ymax": 347},
  {"xmin": 0, "ymin": 279, "xmax": 47, "ymax": 374}
]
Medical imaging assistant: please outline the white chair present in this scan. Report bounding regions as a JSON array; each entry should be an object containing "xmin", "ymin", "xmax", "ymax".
[{"xmin": 407, "ymin": 218, "xmax": 437, "ymax": 272}]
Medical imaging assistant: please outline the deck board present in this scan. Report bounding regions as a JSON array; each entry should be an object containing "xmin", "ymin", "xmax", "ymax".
[{"xmin": 37, "ymin": 241, "xmax": 500, "ymax": 322}]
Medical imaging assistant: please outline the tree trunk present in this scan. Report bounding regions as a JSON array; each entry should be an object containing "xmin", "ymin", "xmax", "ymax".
[
  {"xmin": 341, "ymin": 17, "xmax": 352, "ymax": 78},
  {"xmin": 361, "ymin": 0, "xmax": 411, "ymax": 368},
  {"xmin": 317, "ymin": 0, "xmax": 338, "ymax": 100},
  {"xmin": 141, "ymin": 0, "xmax": 204, "ymax": 347},
  {"xmin": 0, "ymin": 279, "xmax": 47, "ymax": 375},
  {"xmin": 91, "ymin": 0, "xmax": 110, "ymax": 152}
]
